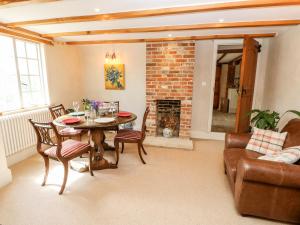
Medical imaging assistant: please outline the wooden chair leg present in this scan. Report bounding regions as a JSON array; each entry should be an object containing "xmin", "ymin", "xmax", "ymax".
[
  {"xmin": 59, "ymin": 162, "xmax": 69, "ymax": 195},
  {"xmin": 138, "ymin": 143, "xmax": 146, "ymax": 164},
  {"xmin": 121, "ymin": 142, "xmax": 124, "ymax": 153},
  {"xmin": 141, "ymin": 144, "xmax": 147, "ymax": 155},
  {"xmin": 114, "ymin": 140, "xmax": 120, "ymax": 165},
  {"xmin": 89, "ymin": 149, "xmax": 94, "ymax": 176},
  {"xmin": 42, "ymin": 156, "xmax": 49, "ymax": 186}
]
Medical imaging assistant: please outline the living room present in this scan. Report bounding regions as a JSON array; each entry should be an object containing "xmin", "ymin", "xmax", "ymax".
[{"xmin": 0, "ymin": 1, "xmax": 300, "ymax": 225}]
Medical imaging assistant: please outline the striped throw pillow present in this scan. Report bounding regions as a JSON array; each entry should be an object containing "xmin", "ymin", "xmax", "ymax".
[
  {"xmin": 246, "ymin": 128, "xmax": 287, "ymax": 155},
  {"xmin": 258, "ymin": 146, "xmax": 300, "ymax": 164}
]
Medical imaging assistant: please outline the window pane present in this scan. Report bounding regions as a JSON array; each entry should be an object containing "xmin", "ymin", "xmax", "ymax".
[
  {"xmin": 22, "ymin": 92, "xmax": 31, "ymax": 108},
  {"xmin": 28, "ymin": 59, "xmax": 39, "ymax": 75},
  {"xmin": 26, "ymin": 42, "xmax": 38, "ymax": 59},
  {"xmin": 20, "ymin": 75, "xmax": 30, "ymax": 92},
  {"xmin": 16, "ymin": 40, "xmax": 26, "ymax": 58},
  {"xmin": 31, "ymin": 91, "xmax": 44, "ymax": 105},
  {"xmin": 0, "ymin": 36, "xmax": 21, "ymax": 111},
  {"xmin": 18, "ymin": 58, "xmax": 28, "ymax": 75},
  {"xmin": 30, "ymin": 76, "xmax": 42, "ymax": 91},
  {"xmin": 0, "ymin": 76, "xmax": 21, "ymax": 111}
]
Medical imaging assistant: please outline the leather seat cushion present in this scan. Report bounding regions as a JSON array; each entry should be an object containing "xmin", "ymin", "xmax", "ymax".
[{"xmin": 44, "ymin": 139, "xmax": 89, "ymax": 158}]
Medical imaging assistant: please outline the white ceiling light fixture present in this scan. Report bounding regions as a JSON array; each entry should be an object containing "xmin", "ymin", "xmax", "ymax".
[
  {"xmin": 168, "ymin": 34, "xmax": 173, "ymax": 37},
  {"xmin": 94, "ymin": 8, "xmax": 100, "ymax": 13},
  {"xmin": 219, "ymin": 18, "xmax": 225, "ymax": 23}
]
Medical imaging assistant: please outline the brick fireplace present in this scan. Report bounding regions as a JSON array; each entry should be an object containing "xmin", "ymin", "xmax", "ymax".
[{"xmin": 146, "ymin": 41, "xmax": 195, "ymax": 137}]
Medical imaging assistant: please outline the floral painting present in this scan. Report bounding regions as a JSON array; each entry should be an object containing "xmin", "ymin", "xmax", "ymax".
[{"xmin": 104, "ymin": 64, "xmax": 125, "ymax": 90}]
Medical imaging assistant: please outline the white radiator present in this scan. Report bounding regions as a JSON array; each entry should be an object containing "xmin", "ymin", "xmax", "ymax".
[{"xmin": 0, "ymin": 108, "xmax": 52, "ymax": 157}]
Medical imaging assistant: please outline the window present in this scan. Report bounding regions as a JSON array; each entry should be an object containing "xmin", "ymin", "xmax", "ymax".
[{"xmin": 0, "ymin": 36, "xmax": 48, "ymax": 112}]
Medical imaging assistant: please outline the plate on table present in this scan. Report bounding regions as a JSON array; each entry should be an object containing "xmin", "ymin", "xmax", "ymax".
[
  {"xmin": 62, "ymin": 117, "xmax": 81, "ymax": 124},
  {"xmin": 117, "ymin": 111, "xmax": 131, "ymax": 117},
  {"xmin": 94, "ymin": 117, "xmax": 115, "ymax": 123},
  {"xmin": 69, "ymin": 111, "xmax": 85, "ymax": 116}
]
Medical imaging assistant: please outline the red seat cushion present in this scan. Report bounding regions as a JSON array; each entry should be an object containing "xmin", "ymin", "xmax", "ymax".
[
  {"xmin": 44, "ymin": 139, "xmax": 90, "ymax": 158},
  {"xmin": 115, "ymin": 129, "xmax": 142, "ymax": 141}
]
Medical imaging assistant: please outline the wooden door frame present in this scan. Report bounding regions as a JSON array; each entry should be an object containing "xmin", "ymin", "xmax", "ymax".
[{"xmin": 207, "ymin": 38, "xmax": 264, "ymax": 138}]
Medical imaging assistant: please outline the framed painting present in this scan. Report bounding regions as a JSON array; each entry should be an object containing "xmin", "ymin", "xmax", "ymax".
[{"xmin": 104, "ymin": 64, "xmax": 125, "ymax": 90}]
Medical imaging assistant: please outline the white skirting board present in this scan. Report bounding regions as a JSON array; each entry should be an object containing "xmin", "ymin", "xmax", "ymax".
[
  {"xmin": 190, "ymin": 131, "xmax": 225, "ymax": 141},
  {"xmin": 6, "ymin": 145, "xmax": 36, "ymax": 167}
]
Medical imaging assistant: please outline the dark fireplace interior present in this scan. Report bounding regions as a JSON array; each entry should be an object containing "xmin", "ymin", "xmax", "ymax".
[{"xmin": 156, "ymin": 100, "xmax": 181, "ymax": 137}]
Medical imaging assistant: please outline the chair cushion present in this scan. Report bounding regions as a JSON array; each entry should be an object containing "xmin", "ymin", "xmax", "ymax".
[
  {"xmin": 246, "ymin": 128, "xmax": 287, "ymax": 156},
  {"xmin": 44, "ymin": 139, "xmax": 89, "ymax": 158},
  {"xmin": 115, "ymin": 129, "xmax": 142, "ymax": 141}
]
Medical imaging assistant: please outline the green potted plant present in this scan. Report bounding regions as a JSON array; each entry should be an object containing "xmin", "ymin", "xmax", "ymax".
[{"xmin": 250, "ymin": 109, "xmax": 300, "ymax": 130}]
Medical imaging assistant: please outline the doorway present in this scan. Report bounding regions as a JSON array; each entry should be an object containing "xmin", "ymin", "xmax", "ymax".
[
  {"xmin": 210, "ymin": 38, "xmax": 260, "ymax": 134},
  {"xmin": 211, "ymin": 45, "xmax": 243, "ymax": 133}
]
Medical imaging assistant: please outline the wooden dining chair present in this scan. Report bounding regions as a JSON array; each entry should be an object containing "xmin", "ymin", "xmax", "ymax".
[
  {"xmin": 114, "ymin": 107, "xmax": 150, "ymax": 165},
  {"xmin": 29, "ymin": 119, "xmax": 94, "ymax": 195},
  {"xmin": 49, "ymin": 104, "xmax": 86, "ymax": 140}
]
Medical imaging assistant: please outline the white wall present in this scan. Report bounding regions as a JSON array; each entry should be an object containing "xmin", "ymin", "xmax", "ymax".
[
  {"xmin": 44, "ymin": 45, "xmax": 83, "ymax": 109},
  {"xmin": 191, "ymin": 40, "xmax": 216, "ymax": 138},
  {"xmin": 0, "ymin": 128, "xmax": 12, "ymax": 188},
  {"xmin": 263, "ymin": 26, "xmax": 300, "ymax": 128},
  {"xmin": 77, "ymin": 43, "xmax": 146, "ymax": 128}
]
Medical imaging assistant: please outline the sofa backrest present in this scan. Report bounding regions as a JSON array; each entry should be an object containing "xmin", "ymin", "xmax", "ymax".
[{"xmin": 281, "ymin": 119, "xmax": 300, "ymax": 149}]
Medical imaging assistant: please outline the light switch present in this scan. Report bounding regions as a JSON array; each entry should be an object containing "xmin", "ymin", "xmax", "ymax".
[{"xmin": 201, "ymin": 81, "xmax": 207, "ymax": 86}]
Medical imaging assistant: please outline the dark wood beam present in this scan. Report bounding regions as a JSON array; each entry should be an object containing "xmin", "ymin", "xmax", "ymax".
[
  {"xmin": 6, "ymin": 0, "xmax": 300, "ymax": 27},
  {"xmin": 217, "ymin": 53, "xmax": 227, "ymax": 63},
  {"xmin": 218, "ymin": 49, "xmax": 243, "ymax": 54}
]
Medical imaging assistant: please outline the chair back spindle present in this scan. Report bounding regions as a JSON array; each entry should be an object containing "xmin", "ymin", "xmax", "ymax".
[
  {"xmin": 28, "ymin": 119, "xmax": 63, "ymax": 158},
  {"xmin": 49, "ymin": 104, "xmax": 67, "ymax": 120},
  {"xmin": 141, "ymin": 107, "xmax": 150, "ymax": 138}
]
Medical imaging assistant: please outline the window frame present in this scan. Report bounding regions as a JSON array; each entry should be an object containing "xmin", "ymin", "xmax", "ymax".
[{"xmin": 0, "ymin": 36, "xmax": 49, "ymax": 114}]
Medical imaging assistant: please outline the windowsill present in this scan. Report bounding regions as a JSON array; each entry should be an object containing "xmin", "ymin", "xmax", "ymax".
[{"xmin": 0, "ymin": 105, "xmax": 49, "ymax": 116}]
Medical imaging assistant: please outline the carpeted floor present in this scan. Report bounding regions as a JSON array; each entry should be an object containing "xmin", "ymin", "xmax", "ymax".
[{"xmin": 0, "ymin": 140, "xmax": 286, "ymax": 225}]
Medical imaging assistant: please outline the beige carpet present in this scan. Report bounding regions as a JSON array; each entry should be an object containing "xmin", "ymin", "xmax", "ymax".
[{"xmin": 0, "ymin": 140, "xmax": 286, "ymax": 225}]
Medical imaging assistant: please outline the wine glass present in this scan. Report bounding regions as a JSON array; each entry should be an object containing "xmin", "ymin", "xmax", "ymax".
[{"xmin": 73, "ymin": 101, "xmax": 80, "ymax": 115}]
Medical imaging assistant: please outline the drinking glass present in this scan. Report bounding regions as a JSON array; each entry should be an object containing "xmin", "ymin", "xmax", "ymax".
[{"xmin": 73, "ymin": 101, "xmax": 80, "ymax": 114}]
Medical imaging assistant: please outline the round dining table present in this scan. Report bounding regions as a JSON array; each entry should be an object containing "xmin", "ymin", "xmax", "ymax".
[{"xmin": 53, "ymin": 113, "xmax": 137, "ymax": 170}]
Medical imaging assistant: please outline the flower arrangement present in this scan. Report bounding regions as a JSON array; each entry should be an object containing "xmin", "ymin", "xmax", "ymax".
[{"xmin": 82, "ymin": 99, "xmax": 103, "ymax": 112}]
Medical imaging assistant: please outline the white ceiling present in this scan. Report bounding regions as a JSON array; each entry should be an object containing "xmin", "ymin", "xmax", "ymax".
[{"xmin": 0, "ymin": 0, "xmax": 300, "ymax": 42}]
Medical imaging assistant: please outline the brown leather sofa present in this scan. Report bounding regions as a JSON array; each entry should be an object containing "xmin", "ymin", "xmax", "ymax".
[{"xmin": 224, "ymin": 119, "xmax": 300, "ymax": 224}]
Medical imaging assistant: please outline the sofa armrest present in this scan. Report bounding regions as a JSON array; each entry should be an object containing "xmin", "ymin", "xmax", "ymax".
[
  {"xmin": 225, "ymin": 133, "xmax": 251, "ymax": 149},
  {"xmin": 236, "ymin": 157, "xmax": 300, "ymax": 188}
]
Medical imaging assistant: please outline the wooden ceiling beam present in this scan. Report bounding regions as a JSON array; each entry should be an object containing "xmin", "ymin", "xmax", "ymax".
[
  {"xmin": 42, "ymin": 20, "xmax": 300, "ymax": 38},
  {"xmin": 6, "ymin": 0, "xmax": 300, "ymax": 27},
  {"xmin": 65, "ymin": 33, "xmax": 276, "ymax": 45},
  {"xmin": 230, "ymin": 54, "xmax": 243, "ymax": 63},
  {"xmin": 217, "ymin": 53, "xmax": 227, "ymax": 63},
  {"xmin": 0, "ymin": 0, "xmax": 60, "ymax": 8},
  {"xmin": 218, "ymin": 49, "xmax": 243, "ymax": 54},
  {"xmin": 0, "ymin": 23, "xmax": 53, "ymax": 44}
]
